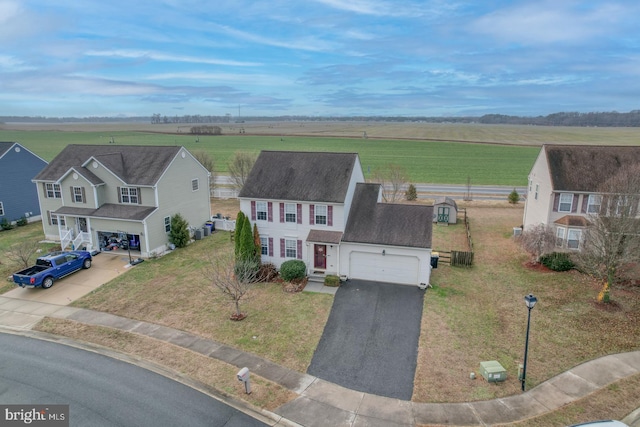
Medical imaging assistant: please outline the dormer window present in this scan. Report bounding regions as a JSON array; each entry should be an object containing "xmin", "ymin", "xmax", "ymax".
[{"xmin": 119, "ymin": 187, "xmax": 139, "ymax": 204}]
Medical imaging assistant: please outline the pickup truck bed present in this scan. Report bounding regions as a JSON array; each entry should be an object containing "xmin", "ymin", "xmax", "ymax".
[{"xmin": 13, "ymin": 250, "xmax": 92, "ymax": 289}]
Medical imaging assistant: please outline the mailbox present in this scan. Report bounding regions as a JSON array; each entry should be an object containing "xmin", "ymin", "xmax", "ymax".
[{"xmin": 237, "ymin": 367, "xmax": 250, "ymax": 382}]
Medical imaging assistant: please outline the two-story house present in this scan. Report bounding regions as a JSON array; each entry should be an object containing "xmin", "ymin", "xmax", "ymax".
[
  {"xmin": 0, "ymin": 142, "xmax": 48, "ymax": 224},
  {"xmin": 523, "ymin": 144, "xmax": 640, "ymax": 250},
  {"xmin": 32, "ymin": 144, "xmax": 211, "ymax": 257},
  {"xmin": 238, "ymin": 151, "xmax": 434, "ymax": 286}
]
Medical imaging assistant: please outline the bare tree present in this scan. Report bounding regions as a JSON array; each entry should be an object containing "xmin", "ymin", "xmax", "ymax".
[
  {"xmin": 7, "ymin": 240, "xmax": 42, "ymax": 269},
  {"xmin": 372, "ymin": 163, "xmax": 408, "ymax": 203},
  {"xmin": 193, "ymin": 150, "xmax": 217, "ymax": 197},
  {"xmin": 205, "ymin": 253, "xmax": 259, "ymax": 320},
  {"xmin": 577, "ymin": 164, "xmax": 640, "ymax": 293},
  {"xmin": 518, "ymin": 224, "xmax": 556, "ymax": 263},
  {"xmin": 228, "ymin": 151, "xmax": 256, "ymax": 192}
]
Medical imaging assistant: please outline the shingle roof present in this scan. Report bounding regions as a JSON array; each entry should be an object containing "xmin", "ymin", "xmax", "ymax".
[
  {"xmin": 34, "ymin": 145, "xmax": 182, "ymax": 185},
  {"xmin": 0, "ymin": 142, "xmax": 14, "ymax": 158},
  {"xmin": 545, "ymin": 145, "xmax": 640, "ymax": 192},
  {"xmin": 342, "ymin": 183, "xmax": 433, "ymax": 248},
  {"xmin": 553, "ymin": 215, "xmax": 590, "ymax": 227},
  {"xmin": 307, "ymin": 230, "xmax": 344, "ymax": 244},
  {"xmin": 434, "ymin": 196, "xmax": 458, "ymax": 210},
  {"xmin": 55, "ymin": 203, "xmax": 156, "ymax": 221},
  {"xmin": 238, "ymin": 151, "xmax": 359, "ymax": 203}
]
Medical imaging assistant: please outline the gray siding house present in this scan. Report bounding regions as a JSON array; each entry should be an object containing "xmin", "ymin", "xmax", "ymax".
[
  {"xmin": 523, "ymin": 144, "xmax": 640, "ymax": 250},
  {"xmin": 0, "ymin": 142, "xmax": 48, "ymax": 224},
  {"xmin": 32, "ymin": 144, "xmax": 211, "ymax": 257},
  {"xmin": 239, "ymin": 151, "xmax": 434, "ymax": 286}
]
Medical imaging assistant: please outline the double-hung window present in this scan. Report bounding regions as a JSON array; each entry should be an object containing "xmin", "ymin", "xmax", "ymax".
[
  {"xmin": 256, "ymin": 201, "xmax": 268, "ymax": 221},
  {"xmin": 285, "ymin": 203, "xmax": 296, "ymax": 223},
  {"xmin": 586, "ymin": 194, "xmax": 602, "ymax": 214},
  {"xmin": 164, "ymin": 216, "xmax": 171, "ymax": 233},
  {"xmin": 534, "ymin": 184, "xmax": 539, "ymax": 200},
  {"xmin": 0, "ymin": 201, "xmax": 4, "ymax": 216},
  {"xmin": 315, "ymin": 205, "xmax": 327, "ymax": 225},
  {"xmin": 260, "ymin": 237, "xmax": 268, "ymax": 256},
  {"xmin": 285, "ymin": 239, "xmax": 297, "ymax": 258},
  {"xmin": 191, "ymin": 179, "xmax": 199, "ymax": 191},
  {"xmin": 73, "ymin": 186, "xmax": 84, "ymax": 203},
  {"xmin": 558, "ymin": 193, "xmax": 573, "ymax": 212},
  {"xmin": 555, "ymin": 227, "xmax": 565, "ymax": 247},
  {"xmin": 567, "ymin": 229, "xmax": 581, "ymax": 249},
  {"xmin": 46, "ymin": 183, "xmax": 62, "ymax": 199},
  {"xmin": 121, "ymin": 187, "xmax": 139, "ymax": 204}
]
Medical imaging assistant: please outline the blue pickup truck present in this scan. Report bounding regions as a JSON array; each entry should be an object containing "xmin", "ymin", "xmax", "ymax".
[{"xmin": 13, "ymin": 250, "xmax": 92, "ymax": 289}]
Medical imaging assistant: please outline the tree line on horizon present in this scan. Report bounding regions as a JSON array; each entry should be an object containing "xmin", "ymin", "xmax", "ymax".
[{"xmin": 4, "ymin": 110, "xmax": 640, "ymax": 127}]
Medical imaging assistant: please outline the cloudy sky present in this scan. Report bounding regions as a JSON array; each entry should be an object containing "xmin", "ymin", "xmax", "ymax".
[{"xmin": 1, "ymin": 0, "xmax": 638, "ymax": 118}]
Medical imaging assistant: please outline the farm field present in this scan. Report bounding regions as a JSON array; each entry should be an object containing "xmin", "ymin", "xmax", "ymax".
[{"xmin": 2, "ymin": 122, "xmax": 639, "ymax": 186}]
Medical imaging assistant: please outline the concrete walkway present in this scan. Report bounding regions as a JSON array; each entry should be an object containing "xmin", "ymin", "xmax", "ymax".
[{"xmin": 1, "ymin": 295, "xmax": 639, "ymax": 426}]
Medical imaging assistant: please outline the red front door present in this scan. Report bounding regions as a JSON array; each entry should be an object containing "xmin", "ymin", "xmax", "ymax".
[{"xmin": 314, "ymin": 244, "xmax": 327, "ymax": 269}]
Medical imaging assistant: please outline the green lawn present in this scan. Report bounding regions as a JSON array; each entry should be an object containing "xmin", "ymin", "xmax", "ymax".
[{"xmin": 0, "ymin": 129, "xmax": 538, "ymax": 185}]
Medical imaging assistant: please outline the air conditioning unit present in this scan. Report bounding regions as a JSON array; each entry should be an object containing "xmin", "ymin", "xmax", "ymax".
[{"xmin": 513, "ymin": 227, "xmax": 523, "ymax": 237}]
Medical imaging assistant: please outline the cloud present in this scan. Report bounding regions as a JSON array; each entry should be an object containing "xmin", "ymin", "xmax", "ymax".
[
  {"xmin": 209, "ymin": 24, "xmax": 337, "ymax": 52},
  {"xmin": 471, "ymin": 2, "xmax": 629, "ymax": 45},
  {"xmin": 85, "ymin": 49, "xmax": 262, "ymax": 67}
]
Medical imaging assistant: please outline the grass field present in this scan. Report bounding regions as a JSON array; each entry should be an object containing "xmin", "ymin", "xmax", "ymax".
[{"xmin": 3, "ymin": 121, "xmax": 639, "ymax": 186}]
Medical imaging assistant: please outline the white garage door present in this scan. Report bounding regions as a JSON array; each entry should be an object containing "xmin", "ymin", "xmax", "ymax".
[{"xmin": 349, "ymin": 251, "xmax": 419, "ymax": 285}]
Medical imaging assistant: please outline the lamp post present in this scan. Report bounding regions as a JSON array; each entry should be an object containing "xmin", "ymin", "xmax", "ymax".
[{"xmin": 521, "ymin": 293, "xmax": 537, "ymax": 391}]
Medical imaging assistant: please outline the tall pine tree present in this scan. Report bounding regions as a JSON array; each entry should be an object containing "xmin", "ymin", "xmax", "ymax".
[{"xmin": 234, "ymin": 211, "xmax": 245, "ymax": 258}]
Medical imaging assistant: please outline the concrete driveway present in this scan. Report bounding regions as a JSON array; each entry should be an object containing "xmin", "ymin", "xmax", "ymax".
[
  {"xmin": 307, "ymin": 279, "xmax": 424, "ymax": 400},
  {"xmin": 3, "ymin": 253, "xmax": 129, "ymax": 305}
]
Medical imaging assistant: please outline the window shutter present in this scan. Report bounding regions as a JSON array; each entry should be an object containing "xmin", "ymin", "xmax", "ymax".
[
  {"xmin": 268, "ymin": 202, "xmax": 273, "ymax": 222},
  {"xmin": 47, "ymin": 210, "xmax": 52, "ymax": 226},
  {"xmin": 280, "ymin": 238, "xmax": 285, "ymax": 257},
  {"xmin": 268, "ymin": 237, "xmax": 273, "ymax": 257},
  {"xmin": 297, "ymin": 204, "xmax": 302, "ymax": 224},
  {"xmin": 81, "ymin": 187, "xmax": 86, "ymax": 203},
  {"xmin": 581, "ymin": 195, "xmax": 589, "ymax": 214},
  {"xmin": 297, "ymin": 240, "xmax": 302, "ymax": 259},
  {"xmin": 552, "ymin": 193, "xmax": 559, "ymax": 212},
  {"xmin": 280, "ymin": 203, "xmax": 284, "ymax": 223},
  {"xmin": 571, "ymin": 194, "xmax": 578, "ymax": 213},
  {"xmin": 117, "ymin": 187, "xmax": 122, "ymax": 203},
  {"xmin": 138, "ymin": 187, "xmax": 142, "ymax": 204},
  {"xmin": 251, "ymin": 201, "xmax": 256, "ymax": 220},
  {"xmin": 43, "ymin": 183, "xmax": 48, "ymax": 198},
  {"xmin": 70, "ymin": 187, "xmax": 75, "ymax": 202},
  {"xmin": 328, "ymin": 205, "xmax": 333, "ymax": 226},
  {"xmin": 309, "ymin": 205, "xmax": 315, "ymax": 225}
]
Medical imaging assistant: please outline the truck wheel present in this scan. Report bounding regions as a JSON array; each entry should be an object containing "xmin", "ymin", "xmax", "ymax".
[
  {"xmin": 42, "ymin": 277, "xmax": 54, "ymax": 289},
  {"xmin": 83, "ymin": 259, "xmax": 92, "ymax": 269}
]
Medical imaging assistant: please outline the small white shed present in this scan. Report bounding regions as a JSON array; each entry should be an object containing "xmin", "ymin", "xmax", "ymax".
[{"xmin": 433, "ymin": 197, "xmax": 458, "ymax": 224}]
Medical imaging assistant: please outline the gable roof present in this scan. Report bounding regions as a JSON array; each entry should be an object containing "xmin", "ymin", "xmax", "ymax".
[
  {"xmin": 0, "ymin": 142, "xmax": 14, "ymax": 158},
  {"xmin": 33, "ymin": 144, "xmax": 183, "ymax": 186},
  {"xmin": 342, "ymin": 183, "xmax": 433, "ymax": 249},
  {"xmin": 434, "ymin": 196, "xmax": 458, "ymax": 210},
  {"xmin": 239, "ymin": 151, "xmax": 359, "ymax": 203},
  {"xmin": 0, "ymin": 141, "xmax": 48, "ymax": 164},
  {"xmin": 545, "ymin": 145, "xmax": 640, "ymax": 192}
]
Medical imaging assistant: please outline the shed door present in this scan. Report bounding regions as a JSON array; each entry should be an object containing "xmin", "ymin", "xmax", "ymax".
[
  {"xmin": 349, "ymin": 251, "xmax": 419, "ymax": 285},
  {"xmin": 437, "ymin": 207, "xmax": 450, "ymax": 223}
]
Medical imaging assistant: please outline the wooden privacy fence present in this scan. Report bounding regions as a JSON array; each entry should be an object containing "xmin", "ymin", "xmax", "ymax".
[
  {"xmin": 435, "ymin": 208, "xmax": 474, "ymax": 267},
  {"xmin": 436, "ymin": 250, "xmax": 474, "ymax": 267}
]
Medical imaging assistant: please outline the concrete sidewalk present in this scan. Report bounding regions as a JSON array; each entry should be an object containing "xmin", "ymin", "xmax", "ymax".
[{"xmin": 0, "ymin": 295, "xmax": 638, "ymax": 426}]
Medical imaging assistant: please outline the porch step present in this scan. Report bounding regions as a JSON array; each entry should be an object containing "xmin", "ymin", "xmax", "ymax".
[{"xmin": 307, "ymin": 273, "xmax": 326, "ymax": 283}]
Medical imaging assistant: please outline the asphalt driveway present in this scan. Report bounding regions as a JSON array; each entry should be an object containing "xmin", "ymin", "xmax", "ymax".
[{"xmin": 307, "ymin": 279, "xmax": 424, "ymax": 400}]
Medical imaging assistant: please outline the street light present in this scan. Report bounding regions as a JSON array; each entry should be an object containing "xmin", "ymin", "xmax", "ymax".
[{"xmin": 521, "ymin": 293, "xmax": 537, "ymax": 391}]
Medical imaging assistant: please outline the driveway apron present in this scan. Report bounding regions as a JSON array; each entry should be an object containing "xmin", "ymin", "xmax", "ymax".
[{"xmin": 307, "ymin": 279, "xmax": 424, "ymax": 400}]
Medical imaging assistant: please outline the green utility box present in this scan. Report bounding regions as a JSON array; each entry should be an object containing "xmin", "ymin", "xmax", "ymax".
[{"xmin": 480, "ymin": 361, "xmax": 507, "ymax": 383}]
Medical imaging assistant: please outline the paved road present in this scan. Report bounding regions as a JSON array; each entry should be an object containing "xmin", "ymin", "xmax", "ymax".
[
  {"xmin": 0, "ymin": 333, "xmax": 267, "ymax": 427},
  {"xmin": 307, "ymin": 280, "xmax": 424, "ymax": 400}
]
